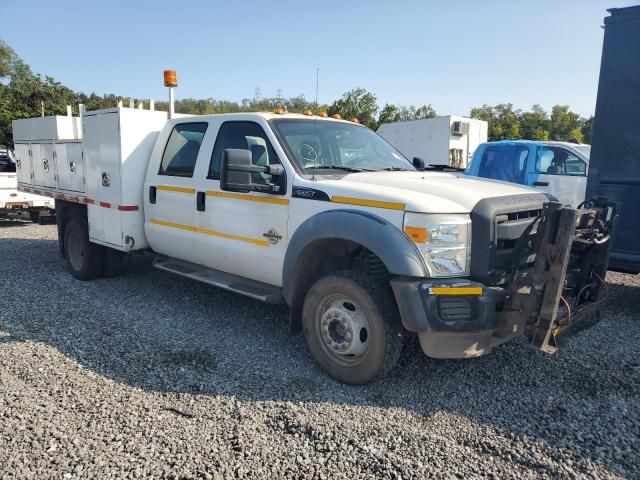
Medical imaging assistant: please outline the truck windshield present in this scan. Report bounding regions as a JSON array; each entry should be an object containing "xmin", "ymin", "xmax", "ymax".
[{"xmin": 271, "ymin": 119, "xmax": 414, "ymax": 172}]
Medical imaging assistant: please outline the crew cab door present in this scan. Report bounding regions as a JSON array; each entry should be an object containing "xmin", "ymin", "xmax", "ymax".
[
  {"xmin": 195, "ymin": 120, "xmax": 289, "ymax": 286},
  {"xmin": 144, "ymin": 122, "xmax": 209, "ymax": 264},
  {"xmin": 529, "ymin": 146, "xmax": 587, "ymax": 207}
]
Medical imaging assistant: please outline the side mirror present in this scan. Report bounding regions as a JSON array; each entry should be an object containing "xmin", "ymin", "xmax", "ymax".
[
  {"xmin": 220, "ymin": 148, "xmax": 283, "ymax": 193},
  {"xmin": 413, "ymin": 157, "xmax": 425, "ymax": 170}
]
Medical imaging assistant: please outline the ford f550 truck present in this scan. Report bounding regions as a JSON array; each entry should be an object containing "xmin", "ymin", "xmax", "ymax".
[{"xmin": 13, "ymin": 101, "xmax": 614, "ymax": 384}]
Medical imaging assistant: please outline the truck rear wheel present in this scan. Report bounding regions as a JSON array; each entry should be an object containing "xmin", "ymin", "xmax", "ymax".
[
  {"xmin": 302, "ymin": 270, "xmax": 403, "ymax": 384},
  {"xmin": 64, "ymin": 218, "xmax": 104, "ymax": 280}
]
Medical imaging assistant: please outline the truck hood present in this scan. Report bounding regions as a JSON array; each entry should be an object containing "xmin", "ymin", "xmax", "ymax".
[{"xmin": 314, "ymin": 171, "xmax": 541, "ymax": 213}]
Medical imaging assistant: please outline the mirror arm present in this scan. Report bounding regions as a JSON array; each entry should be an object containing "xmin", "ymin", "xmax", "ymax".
[
  {"xmin": 226, "ymin": 163, "xmax": 285, "ymax": 176},
  {"xmin": 223, "ymin": 182, "xmax": 280, "ymax": 194}
]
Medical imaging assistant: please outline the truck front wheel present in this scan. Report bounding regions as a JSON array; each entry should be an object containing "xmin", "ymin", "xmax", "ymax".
[
  {"xmin": 64, "ymin": 218, "xmax": 104, "ymax": 280},
  {"xmin": 302, "ymin": 270, "xmax": 403, "ymax": 384}
]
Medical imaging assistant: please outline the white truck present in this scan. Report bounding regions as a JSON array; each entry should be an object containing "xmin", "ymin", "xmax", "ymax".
[
  {"xmin": 0, "ymin": 148, "xmax": 55, "ymax": 221},
  {"xmin": 13, "ymin": 103, "xmax": 615, "ymax": 384}
]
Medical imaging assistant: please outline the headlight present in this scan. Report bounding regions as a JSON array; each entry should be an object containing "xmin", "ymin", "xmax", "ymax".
[{"xmin": 403, "ymin": 213, "xmax": 471, "ymax": 277}]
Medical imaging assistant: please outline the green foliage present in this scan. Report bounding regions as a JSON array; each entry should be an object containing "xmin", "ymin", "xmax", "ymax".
[
  {"xmin": 580, "ymin": 116, "xmax": 594, "ymax": 144},
  {"xmin": 470, "ymin": 104, "xmax": 521, "ymax": 140},
  {"xmin": 519, "ymin": 104, "xmax": 550, "ymax": 140},
  {"xmin": 471, "ymin": 103, "xmax": 590, "ymax": 143},
  {"xmin": 549, "ymin": 105, "xmax": 583, "ymax": 141},
  {"xmin": 328, "ymin": 88, "xmax": 379, "ymax": 129},
  {"xmin": 378, "ymin": 103, "xmax": 437, "ymax": 126}
]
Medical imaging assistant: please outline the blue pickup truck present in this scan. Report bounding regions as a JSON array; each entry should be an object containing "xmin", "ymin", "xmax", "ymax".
[{"xmin": 465, "ymin": 140, "xmax": 590, "ymax": 207}]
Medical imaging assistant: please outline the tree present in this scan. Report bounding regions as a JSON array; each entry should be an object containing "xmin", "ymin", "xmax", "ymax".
[
  {"xmin": 470, "ymin": 104, "xmax": 521, "ymax": 141},
  {"xmin": 549, "ymin": 105, "xmax": 583, "ymax": 141},
  {"xmin": 519, "ymin": 104, "xmax": 550, "ymax": 140},
  {"xmin": 329, "ymin": 88, "xmax": 378, "ymax": 128},
  {"xmin": 377, "ymin": 103, "xmax": 436, "ymax": 128},
  {"xmin": 580, "ymin": 115, "xmax": 594, "ymax": 144}
]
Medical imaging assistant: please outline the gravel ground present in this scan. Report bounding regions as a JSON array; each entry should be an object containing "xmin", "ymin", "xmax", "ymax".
[{"xmin": 0, "ymin": 218, "xmax": 638, "ymax": 479}]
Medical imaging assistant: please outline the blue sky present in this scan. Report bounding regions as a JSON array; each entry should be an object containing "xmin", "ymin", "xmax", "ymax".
[{"xmin": 1, "ymin": 0, "xmax": 637, "ymax": 117}]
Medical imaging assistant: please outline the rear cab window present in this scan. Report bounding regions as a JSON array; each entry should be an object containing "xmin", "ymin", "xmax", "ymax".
[
  {"xmin": 159, "ymin": 123, "xmax": 208, "ymax": 177},
  {"xmin": 475, "ymin": 145, "xmax": 528, "ymax": 184}
]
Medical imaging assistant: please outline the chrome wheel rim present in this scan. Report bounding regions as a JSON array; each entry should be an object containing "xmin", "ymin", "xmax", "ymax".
[{"xmin": 316, "ymin": 295, "xmax": 371, "ymax": 365}]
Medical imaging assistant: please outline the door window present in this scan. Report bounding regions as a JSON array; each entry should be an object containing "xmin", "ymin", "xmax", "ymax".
[
  {"xmin": 159, "ymin": 123, "xmax": 208, "ymax": 177},
  {"xmin": 476, "ymin": 146, "xmax": 527, "ymax": 183},
  {"xmin": 208, "ymin": 121, "xmax": 285, "ymax": 193},
  {"xmin": 536, "ymin": 147, "xmax": 586, "ymax": 176}
]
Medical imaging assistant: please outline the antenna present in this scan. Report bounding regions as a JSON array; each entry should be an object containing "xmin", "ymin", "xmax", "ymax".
[{"xmin": 312, "ymin": 67, "xmax": 319, "ymax": 180}]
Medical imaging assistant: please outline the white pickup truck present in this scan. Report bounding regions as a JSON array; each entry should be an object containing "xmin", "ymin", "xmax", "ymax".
[
  {"xmin": 13, "ymin": 107, "xmax": 614, "ymax": 384},
  {"xmin": 1, "ymin": 148, "xmax": 55, "ymax": 221}
]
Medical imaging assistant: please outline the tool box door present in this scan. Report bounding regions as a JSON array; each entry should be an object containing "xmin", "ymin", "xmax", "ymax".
[{"xmin": 14, "ymin": 143, "xmax": 33, "ymax": 186}]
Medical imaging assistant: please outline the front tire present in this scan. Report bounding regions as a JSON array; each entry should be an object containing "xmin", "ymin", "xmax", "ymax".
[
  {"xmin": 64, "ymin": 217, "xmax": 104, "ymax": 280},
  {"xmin": 302, "ymin": 270, "xmax": 403, "ymax": 384}
]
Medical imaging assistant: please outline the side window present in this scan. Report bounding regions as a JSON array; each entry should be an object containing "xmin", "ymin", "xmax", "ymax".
[
  {"xmin": 208, "ymin": 121, "xmax": 285, "ymax": 193},
  {"xmin": 476, "ymin": 146, "xmax": 526, "ymax": 184},
  {"xmin": 564, "ymin": 151, "xmax": 586, "ymax": 176},
  {"xmin": 159, "ymin": 123, "xmax": 208, "ymax": 177}
]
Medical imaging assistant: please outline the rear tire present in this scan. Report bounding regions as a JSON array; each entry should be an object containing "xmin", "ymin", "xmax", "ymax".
[
  {"xmin": 302, "ymin": 270, "xmax": 403, "ymax": 384},
  {"xmin": 64, "ymin": 217, "xmax": 104, "ymax": 280},
  {"xmin": 29, "ymin": 211, "xmax": 39, "ymax": 223}
]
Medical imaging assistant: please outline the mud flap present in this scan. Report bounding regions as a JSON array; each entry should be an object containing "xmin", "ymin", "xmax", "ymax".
[{"xmin": 505, "ymin": 200, "xmax": 615, "ymax": 354}]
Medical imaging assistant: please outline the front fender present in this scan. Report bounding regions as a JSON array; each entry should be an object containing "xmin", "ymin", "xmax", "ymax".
[{"xmin": 282, "ymin": 209, "xmax": 426, "ymax": 305}]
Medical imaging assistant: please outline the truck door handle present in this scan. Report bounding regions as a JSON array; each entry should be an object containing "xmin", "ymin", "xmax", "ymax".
[
  {"xmin": 196, "ymin": 191, "xmax": 206, "ymax": 211},
  {"xmin": 149, "ymin": 186, "xmax": 156, "ymax": 204},
  {"xmin": 533, "ymin": 181, "xmax": 549, "ymax": 186}
]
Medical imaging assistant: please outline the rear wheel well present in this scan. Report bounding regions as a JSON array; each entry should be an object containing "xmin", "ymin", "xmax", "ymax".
[{"xmin": 288, "ymin": 239, "xmax": 391, "ymax": 333}]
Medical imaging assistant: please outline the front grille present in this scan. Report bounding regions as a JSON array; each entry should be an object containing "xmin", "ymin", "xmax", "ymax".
[
  {"xmin": 494, "ymin": 208, "xmax": 541, "ymax": 275},
  {"xmin": 470, "ymin": 193, "xmax": 548, "ymax": 285}
]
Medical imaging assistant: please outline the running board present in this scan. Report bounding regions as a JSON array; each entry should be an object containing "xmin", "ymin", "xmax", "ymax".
[{"xmin": 152, "ymin": 256, "xmax": 284, "ymax": 304}]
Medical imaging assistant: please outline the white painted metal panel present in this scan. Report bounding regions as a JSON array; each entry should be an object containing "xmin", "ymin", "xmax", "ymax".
[
  {"xmin": 13, "ymin": 143, "xmax": 33, "ymax": 185},
  {"xmin": 119, "ymin": 108, "xmax": 167, "ymax": 251},
  {"xmin": 96, "ymin": 112, "xmax": 123, "ymax": 247},
  {"xmin": 83, "ymin": 114, "xmax": 104, "ymax": 242},
  {"xmin": 12, "ymin": 115, "xmax": 81, "ymax": 141},
  {"xmin": 55, "ymin": 142, "xmax": 85, "ymax": 193},
  {"xmin": 31, "ymin": 143, "xmax": 45, "ymax": 186}
]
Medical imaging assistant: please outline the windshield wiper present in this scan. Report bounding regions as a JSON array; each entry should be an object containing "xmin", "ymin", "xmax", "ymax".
[
  {"xmin": 305, "ymin": 165, "xmax": 374, "ymax": 172},
  {"xmin": 379, "ymin": 167, "xmax": 411, "ymax": 171}
]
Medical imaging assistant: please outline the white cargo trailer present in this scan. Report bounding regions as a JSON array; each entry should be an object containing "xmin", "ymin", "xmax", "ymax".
[{"xmin": 376, "ymin": 116, "xmax": 488, "ymax": 168}]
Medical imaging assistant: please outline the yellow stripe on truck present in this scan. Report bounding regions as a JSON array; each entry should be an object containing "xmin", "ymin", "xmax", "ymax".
[
  {"xmin": 206, "ymin": 190, "xmax": 289, "ymax": 205},
  {"xmin": 331, "ymin": 195, "xmax": 405, "ymax": 211},
  {"xmin": 156, "ymin": 185, "xmax": 196, "ymax": 194},
  {"xmin": 429, "ymin": 287, "xmax": 484, "ymax": 296},
  {"xmin": 149, "ymin": 219, "xmax": 269, "ymax": 246},
  {"xmin": 196, "ymin": 227, "xmax": 269, "ymax": 246},
  {"xmin": 149, "ymin": 219, "xmax": 196, "ymax": 232}
]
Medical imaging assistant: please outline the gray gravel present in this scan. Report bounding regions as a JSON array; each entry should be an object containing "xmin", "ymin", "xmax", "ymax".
[{"xmin": 0, "ymin": 218, "xmax": 638, "ymax": 479}]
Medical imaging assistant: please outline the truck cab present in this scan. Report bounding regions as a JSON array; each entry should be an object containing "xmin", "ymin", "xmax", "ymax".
[
  {"xmin": 15, "ymin": 108, "xmax": 614, "ymax": 384},
  {"xmin": 466, "ymin": 140, "xmax": 590, "ymax": 207}
]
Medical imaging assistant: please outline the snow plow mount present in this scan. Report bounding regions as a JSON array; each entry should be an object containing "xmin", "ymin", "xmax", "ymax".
[{"xmin": 500, "ymin": 198, "xmax": 616, "ymax": 353}]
